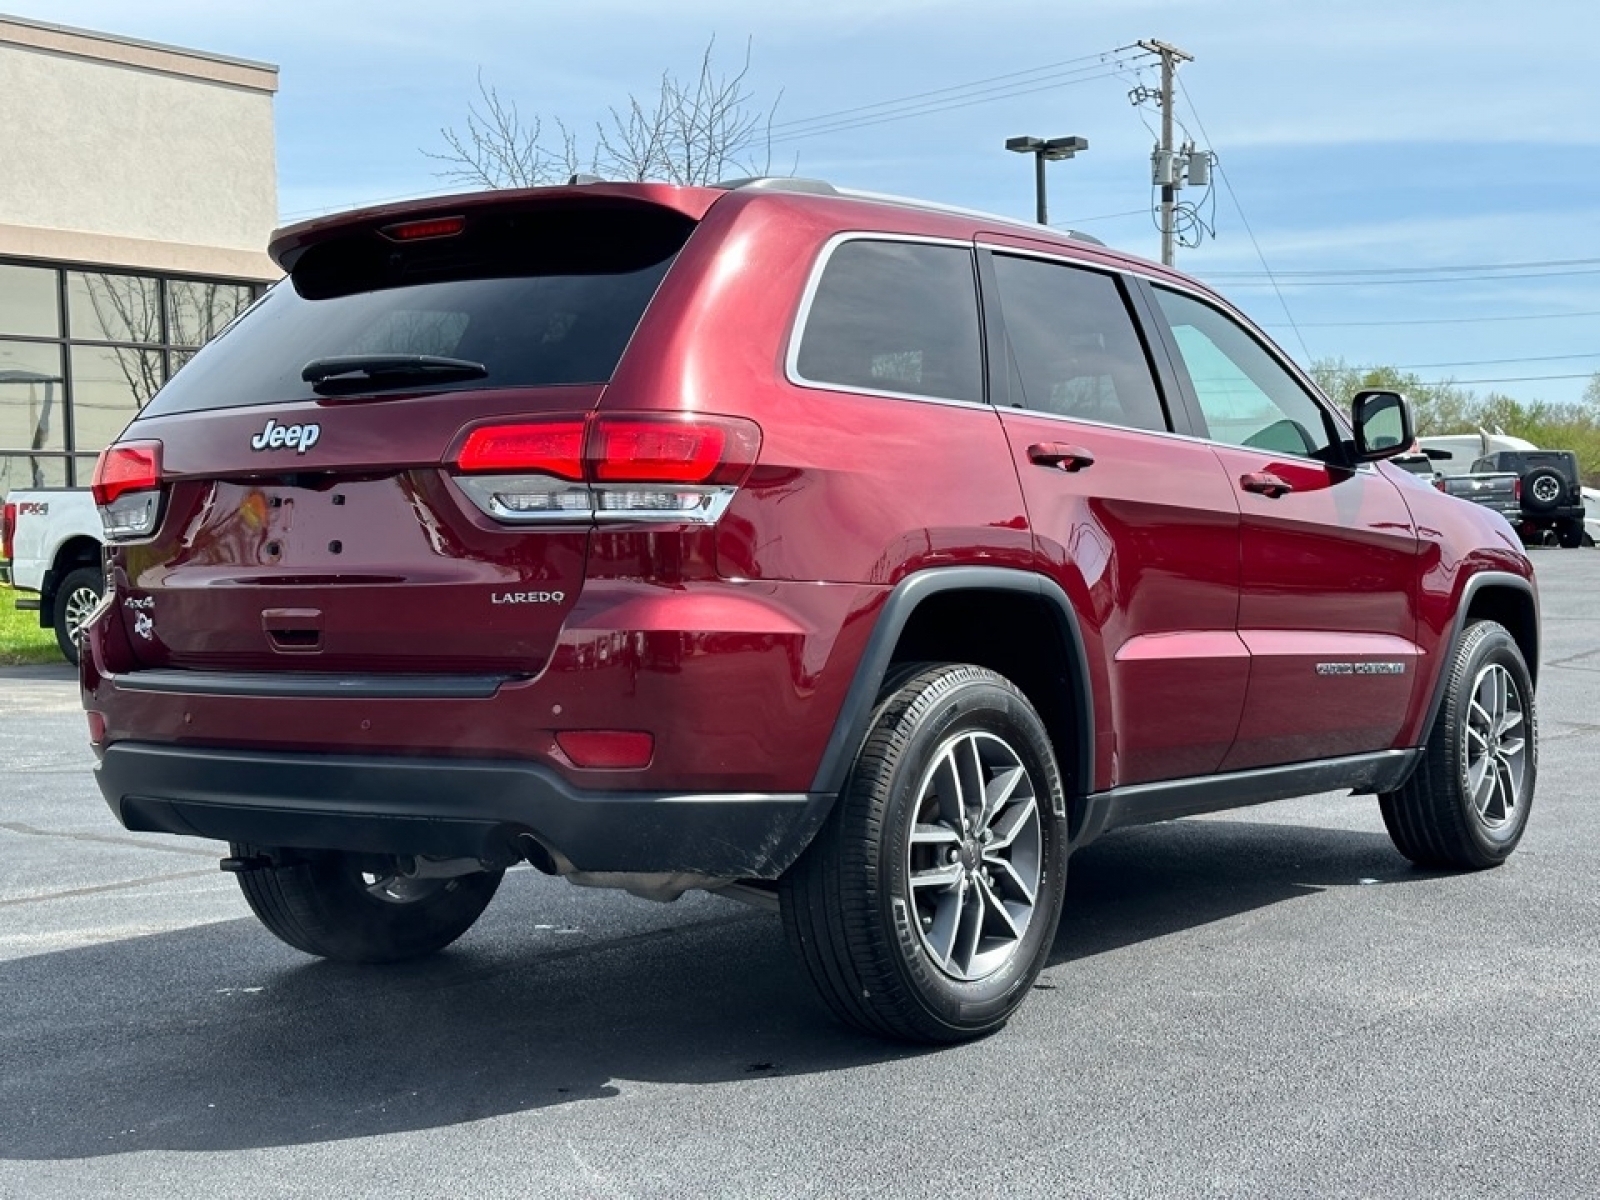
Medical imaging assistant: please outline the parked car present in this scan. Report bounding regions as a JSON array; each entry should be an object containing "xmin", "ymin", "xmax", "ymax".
[
  {"xmin": 80, "ymin": 178, "xmax": 1541, "ymax": 1043},
  {"xmin": 1, "ymin": 487, "xmax": 105, "ymax": 663},
  {"xmin": 1387, "ymin": 444, "xmax": 1452, "ymax": 486},
  {"xmin": 1464, "ymin": 449, "xmax": 1587, "ymax": 547}
]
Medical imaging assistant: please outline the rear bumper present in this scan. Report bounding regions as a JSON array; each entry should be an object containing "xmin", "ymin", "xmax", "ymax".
[{"xmin": 95, "ymin": 741, "xmax": 834, "ymax": 878}]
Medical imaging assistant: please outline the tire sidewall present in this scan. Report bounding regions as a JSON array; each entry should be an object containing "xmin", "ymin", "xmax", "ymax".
[
  {"xmin": 872, "ymin": 674, "xmax": 1068, "ymax": 1033},
  {"xmin": 52, "ymin": 565, "xmax": 103, "ymax": 665}
]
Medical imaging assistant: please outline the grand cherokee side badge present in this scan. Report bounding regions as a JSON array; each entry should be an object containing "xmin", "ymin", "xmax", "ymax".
[{"xmin": 251, "ymin": 418, "xmax": 321, "ymax": 454}]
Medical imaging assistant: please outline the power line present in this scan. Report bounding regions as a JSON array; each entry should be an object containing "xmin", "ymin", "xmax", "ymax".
[
  {"xmin": 1411, "ymin": 372, "xmax": 1597, "ymax": 386},
  {"xmin": 768, "ymin": 59, "xmax": 1142, "ymax": 145},
  {"xmin": 1173, "ymin": 77, "xmax": 1310, "ymax": 361},
  {"xmin": 765, "ymin": 51, "xmax": 1119, "ymax": 133},
  {"xmin": 1050, "ymin": 208, "xmax": 1150, "ymax": 227},
  {"xmin": 1261, "ymin": 309, "xmax": 1600, "ymax": 329},
  {"xmin": 1212, "ymin": 266, "xmax": 1600, "ymax": 287},
  {"xmin": 1377, "ymin": 352, "xmax": 1600, "ymax": 370},
  {"xmin": 1206, "ymin": 256, "xmax": 1600, "ymax": 279}
]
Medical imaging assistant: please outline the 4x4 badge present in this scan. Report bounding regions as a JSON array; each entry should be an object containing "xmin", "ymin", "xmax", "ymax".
[{"xmin": 250, "ymin": 418, "xmax": 321, "ymax": 454}]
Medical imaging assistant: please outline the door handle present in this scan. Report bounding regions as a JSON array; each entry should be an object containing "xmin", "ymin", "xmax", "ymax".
[
  {"xmin": 1028, "ymin": 443, "xmax": 1096, "ymax": 472},
  {"xmin": 1240, "ymin": 472, "xmax": 1294, "ymax": 499}
]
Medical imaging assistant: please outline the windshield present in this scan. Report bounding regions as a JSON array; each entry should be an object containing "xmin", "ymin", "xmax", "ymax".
[{"xmin": 142, "ymin": 205, "xmax": 693, "ymax": 416}]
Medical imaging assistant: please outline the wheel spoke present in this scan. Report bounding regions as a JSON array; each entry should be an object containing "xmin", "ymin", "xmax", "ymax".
[
  {"xmin": 978, "ymin": 764, "xmax": 1026, "ymax": 833},
  {"xmin": 953, "ymin": 879, "xmax": 985, "ymax": 975},
  {"xmin": 986, "ymin": 794, "xmax": 1038, "ymax": 851},
  {"xmin": 1468, "ymin": 754, "xmax": 1495, "ymax": 815},
  {"xmin": 983, "ymin": 852, "xmax": 1038, "ymax": 905},
  {"xmin": 925, "ymin": 885, "xmax": 967, "ymax": 968},
  {"xmin": 911, "ymin": 823, "xmax": 960, "ymax": 849},
  {"xmin": 955, "ymin": 736, "xmax": 986, "ymax": 834},
  {"xmin": 976, "ymin": 875, "xmax": 1023, "ymax": 943},
  {"xmin": 927, "ymin": 750, "xmax": 966, "ymax": 835},
  {"xmin": 1468, "ymin": 698, "xmax": 1494, "ymax": 736},
  {"xmin": 1497, "ymin": 707, "xmax": 1524, "ymax": 740},
  {"xmin": 1494, "ymin": 753, "xmax": 1520, "ymax": 814},
  {"xmin": 911, "ymin": 861, "xmax": 963, "ymax": 892}
]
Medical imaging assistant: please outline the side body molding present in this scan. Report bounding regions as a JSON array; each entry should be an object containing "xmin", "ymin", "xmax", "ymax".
[{"xmin": 808, "ymin": 566, "xmax": 1096, "ymax": 803}]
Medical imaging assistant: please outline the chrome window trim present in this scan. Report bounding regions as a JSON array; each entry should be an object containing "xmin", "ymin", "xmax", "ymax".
[
  {"xmin": 986, "ymin": 392, "xmax": 1375, "ymax": 473},
  {"xmin": 785, "ymin": 232, "xmax": 986, "ymax": 408},
  {"xmin": 982, "ymin": 246, "xmax": 1175, "ymax": 436},
  {"xmin": 969, "ymin": 239, "xmax": 1354, "ymax": 464}
]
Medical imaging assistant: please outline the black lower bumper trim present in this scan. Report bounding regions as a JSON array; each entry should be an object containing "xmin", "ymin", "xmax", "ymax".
[{"xmin": 97, "ymin": 742, "xmax": 833, "ymax": 879}]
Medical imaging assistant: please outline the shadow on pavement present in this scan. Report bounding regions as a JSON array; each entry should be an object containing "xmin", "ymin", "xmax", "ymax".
[
  {"xmin": 1057, "ymin": 817, "xmax": 1424, "ymax": 965},
  {"xmin": 0, "ymin": 816, "xmax": 1425, "ymax": 1160}
]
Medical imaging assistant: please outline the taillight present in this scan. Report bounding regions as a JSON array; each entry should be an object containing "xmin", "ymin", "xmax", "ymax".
[
  {"xmin": 91, "ymin": 441, "xmax": 165, "ymax": 540},
  {"xmin": 450, "ymin": 413, "xmax": 761, "ymax": 525},
  {"xmin": 456, "ymin": 421, "xmax": 585, "ymax": 478},
  {"xmin": 1, "ymin": 501, "xmax": 14, "ymax": 562},
  {"xmin": 1513, "ymin": 477, "xmax": 1522, "ymax": 502}
]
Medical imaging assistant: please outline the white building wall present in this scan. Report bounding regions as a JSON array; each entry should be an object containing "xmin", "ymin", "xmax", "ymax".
[{"xmin": 0, "ymin": 16, "xmax": 279, "ymax": 280}]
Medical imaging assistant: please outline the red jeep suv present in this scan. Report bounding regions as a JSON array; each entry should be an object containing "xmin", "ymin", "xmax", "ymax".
[{"xmin": 81, "ymin": 178, "xmax": 1539, "ymax": 1043}]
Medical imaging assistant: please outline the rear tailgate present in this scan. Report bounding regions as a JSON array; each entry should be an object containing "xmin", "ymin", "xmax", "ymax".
[
  {"xmin": 103, "ymin": 190, "xmax": 709, "ymax": 675},
  {"xmin": 120, "ymin": 391, "xmax": 598, "ymax": 673}
]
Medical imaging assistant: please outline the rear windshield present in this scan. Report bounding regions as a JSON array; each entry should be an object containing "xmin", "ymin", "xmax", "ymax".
[{"xmin": 143, "ymin": 204, "xmax": 694, "ymax": 416}]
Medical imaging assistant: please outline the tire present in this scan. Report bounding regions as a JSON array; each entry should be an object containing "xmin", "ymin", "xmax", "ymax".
[
  {"xmin": 1556, "ymin": 518, "xmax": 1584, "ymax": 549},
  {"xmin": 231, "ymin": 843, "xmax": 503, "ymax": 963},
  {"xmin": 1521, "ymin": 468, "xmax": 1565, "ymax": 514},
  {"xmin": 1379, "ymin": 620, "xmax": 1536, "ymax": 870},
  {"xmin": 780, "ymin": 664, "xmax": 1069, "ymax": 1043},
  {"xmin": 51, "ymin": 565, "xmax": 103, "ymax": 666}
]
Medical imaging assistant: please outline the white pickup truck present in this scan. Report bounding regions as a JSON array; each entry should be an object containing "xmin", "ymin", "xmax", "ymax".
[{"xmin": 1, "ymin": 488, "xmax": 105, "ymax": 664}]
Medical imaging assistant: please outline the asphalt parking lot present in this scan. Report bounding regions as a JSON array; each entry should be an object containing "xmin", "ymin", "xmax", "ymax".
[{"xmin": 2, "ymin": 550, "xmax": 1598, "ymax": 1199}]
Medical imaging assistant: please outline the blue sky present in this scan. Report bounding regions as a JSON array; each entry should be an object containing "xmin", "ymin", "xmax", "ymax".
[{"xmin": 14, "ymin": 0, "xmax": 1599, "ymax": 404}]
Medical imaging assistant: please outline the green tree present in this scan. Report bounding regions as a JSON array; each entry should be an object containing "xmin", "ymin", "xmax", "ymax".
[
  {"xmin": 1308, "ymin": 358, "xmax": 1473, "ymax": 436},
  {"xmin": 1309, "ymin": 357, "xmax": 1600, "ymax": 484}
]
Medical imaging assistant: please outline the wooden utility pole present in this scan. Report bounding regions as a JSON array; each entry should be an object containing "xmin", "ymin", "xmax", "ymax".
[{"xmin": 1137, "ymin": 39, "xmax": 1193, "ymax": 266}]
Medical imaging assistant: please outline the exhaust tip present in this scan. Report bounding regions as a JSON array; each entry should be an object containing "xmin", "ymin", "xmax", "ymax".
[{"xmin": 516, "ymin": 833, "xmax": 559, "ymax": 876}]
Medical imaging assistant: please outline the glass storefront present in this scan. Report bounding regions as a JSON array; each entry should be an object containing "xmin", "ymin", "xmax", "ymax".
[{"xmin": 0, "ymin": 259, "xmax": 262, "ymax": 493}]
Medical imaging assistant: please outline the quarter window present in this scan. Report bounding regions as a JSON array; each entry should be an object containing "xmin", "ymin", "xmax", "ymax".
[
  {"xmin": 1153, "ymin": 287, "xmax": 1334, "ymax": 457},
  {"xmin": 795, "ymin": 240, "xmax": 984, "ymax": 405},
  {"xmin": 990, "ymin": 254, "xmax": 1168, "ymax": 432}
]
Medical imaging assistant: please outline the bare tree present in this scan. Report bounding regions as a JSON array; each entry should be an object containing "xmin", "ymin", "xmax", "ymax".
[
  {"xmin": 428, "ymin": 37, "xmax": 783, "ymax": 189},
  {"xmin": 427, "ymin": 71, "xmax": 581, "ymax": 189}
]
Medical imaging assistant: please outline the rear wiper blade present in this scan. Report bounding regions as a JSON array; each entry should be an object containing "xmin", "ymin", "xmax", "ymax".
[{"xmin": 302, "ymin": 354, "xmax": 488, "ymax": 387}]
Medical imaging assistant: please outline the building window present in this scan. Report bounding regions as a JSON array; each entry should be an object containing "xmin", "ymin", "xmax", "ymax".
[{"xmin": 0, "ymin": 260, "xmax": 262, "ymax": 493}]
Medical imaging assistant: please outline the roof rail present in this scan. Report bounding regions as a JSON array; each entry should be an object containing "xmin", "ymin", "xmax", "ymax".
[
  {"xmin": 715, "ymin": 178, "xmax": 1113, "ymax": 247},
  {"xmin": 836, "ymin": 187, "xmax": 1109, "ymax": 246},
  {"xmin": 715, "ymin": 176, "xmax": 839, "ymax": 195}
]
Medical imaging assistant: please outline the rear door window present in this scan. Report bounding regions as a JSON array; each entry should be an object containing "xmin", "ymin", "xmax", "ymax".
[
  {"xmin": 792, "ymin": 239, "xmax": 984, "ymax": 405},
  {"xmin": 141, "ymin": 205, "xmax": 694, "ymax": 416},
  {"xmin": 989, "ymin": 253, "xmax": 1169, "ymax": 432}
]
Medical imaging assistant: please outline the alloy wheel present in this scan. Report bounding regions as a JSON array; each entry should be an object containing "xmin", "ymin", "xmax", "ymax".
[
  {"xmin": 906, "ymin": 730, "xmax": 1043, "ymax": 981},
  {"xmin": 1462, "ymin": 661, "xmax": 1527, "ymax": 830}
]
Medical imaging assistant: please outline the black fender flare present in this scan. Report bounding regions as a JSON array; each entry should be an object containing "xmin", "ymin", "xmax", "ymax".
[
  {"xmin": 808, "ymin": 566, "xmax": 1096, "ymax": 803},
  {"xmin": 1414, "ymin": 570, "xmax": 1540, "ymax": 746}
]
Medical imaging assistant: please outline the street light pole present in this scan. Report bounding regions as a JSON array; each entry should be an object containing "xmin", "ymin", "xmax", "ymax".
[
  {"xmin": 1005, "ymin": 135, "xmax": 1088, "ymax": 227},
  {"xmin": 1032, "ymin": 150, "xmax": 1048, "ymax": 225}
]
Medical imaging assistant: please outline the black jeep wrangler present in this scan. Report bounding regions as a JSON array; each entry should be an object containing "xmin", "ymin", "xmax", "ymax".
[{"xmin": 1468, "ymin": 449, "xmax": 1589, "ymax": 548}]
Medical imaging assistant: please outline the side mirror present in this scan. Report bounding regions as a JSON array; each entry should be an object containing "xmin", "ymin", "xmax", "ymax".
[{"xmin": 1351, "ymin": 389, "xmax": 1414, "ymax": 462}]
